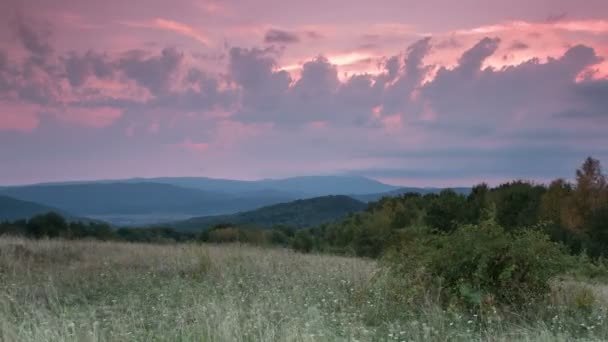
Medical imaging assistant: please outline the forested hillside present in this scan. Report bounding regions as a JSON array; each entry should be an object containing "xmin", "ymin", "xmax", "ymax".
[
  {"xmin": 299, "ymin": 157, "xmax": 608, "ymax": 257},
  {"xmin": 172, "ymin": 195, "xmax": 367, "ymax": 231}
]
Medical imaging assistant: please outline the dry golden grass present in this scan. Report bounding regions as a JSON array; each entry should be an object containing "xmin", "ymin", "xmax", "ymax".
[{"xmin": 0, "ymin": 237, "xmax": 607, "ymax": 341}]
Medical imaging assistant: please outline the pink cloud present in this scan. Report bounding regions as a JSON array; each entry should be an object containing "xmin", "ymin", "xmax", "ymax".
[
  {"xmin": 276, "ymin": 19, "xmax": 608, "ymax": 82},
  {"xmin": 55, "ymin": 107, "xmax": 123, "ymax": 128},
  {"xmin": 381, "ymin": 114, "xmax": 402, "ymax": 131},
  {"xmin": 174, "ymin": 139, "xmax": 210, "ymax": 153},
  {"xmin": 153, "ymin": 18, "xmax": 212, "ymax": 46},
  {"xmin": 38, "ymin": 10, "xmax": 102, "ymax": 30},
  {"xmin": 0, "ymin": 103, "xmax": 40, "ymax": 133},
  {"xmin": 455, "ymin": 19, "xmax": 608, "ymax": 36},
  {"xmin": 307, "ymin": 120, "xmax": 328, "ymax": 130},
  {"xmin": 120, "ymin": 18, "xmax": 211, "ymax": 46},
  {"xmin": 195, "ymin": 1, "xmax": 231, "ymax": 16}
]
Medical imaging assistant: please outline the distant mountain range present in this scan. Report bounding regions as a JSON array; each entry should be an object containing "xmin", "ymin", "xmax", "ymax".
[
  {"xmin": 27, "ymin": 175, "xmax": 400, "ymax": 196},
  {"xmin": 0, "ymin": 182, "xmax": 295, "ymax": 224},
  {"xmin": 0, "ymin": 176, "xmax": 470, "ymax": 225},
  {"xmin": 171, "ymin": 195, "xmax": 367, "ymax": 231}
]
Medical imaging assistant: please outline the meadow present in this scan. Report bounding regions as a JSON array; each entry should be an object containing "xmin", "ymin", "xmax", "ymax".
[{"xmin": 1, "ymin": 237, "xmax": 608, "ymax": 342}]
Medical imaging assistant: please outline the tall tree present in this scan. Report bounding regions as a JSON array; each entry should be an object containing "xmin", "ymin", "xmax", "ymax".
[
  {"xmin": 572, "ymin": 157, "xmax": 607, "ymax": 231},
  {"xmin": 540, "ymin": 179, "xmax": 572, "ymax": 228}
]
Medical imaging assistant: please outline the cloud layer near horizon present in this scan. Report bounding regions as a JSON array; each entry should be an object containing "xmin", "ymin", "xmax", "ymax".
[{"xmin": 1, "ymin": 0, "xmax": 608, "ymax": 186}]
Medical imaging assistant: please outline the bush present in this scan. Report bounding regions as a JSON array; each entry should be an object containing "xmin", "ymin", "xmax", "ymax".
[
  {"xmin": 292, "ymin": 230, "xmax": 313, "ymax": 253},
  {"xmin": 385, "ymin": 220, "xmax": 572, "ymax": 309}
]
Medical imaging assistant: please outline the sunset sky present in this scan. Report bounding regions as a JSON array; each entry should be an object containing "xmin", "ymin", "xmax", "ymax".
[{"xmin": 1, "ymin": 0, "xmax": 607, "ymax": 186}]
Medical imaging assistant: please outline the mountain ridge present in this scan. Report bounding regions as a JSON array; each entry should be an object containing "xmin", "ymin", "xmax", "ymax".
[{"xmin": 1, "ymin": 175, "xmax": 399, "ymax": 196}]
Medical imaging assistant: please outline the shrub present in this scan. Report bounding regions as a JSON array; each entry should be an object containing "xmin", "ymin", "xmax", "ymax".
[
  {"xmin": 385, "ymin": 220, "xmax": 572, "ymax": 309},
  {"xmin": 292, "ymin": 230, "xmax": 313, "ymax": 253}
]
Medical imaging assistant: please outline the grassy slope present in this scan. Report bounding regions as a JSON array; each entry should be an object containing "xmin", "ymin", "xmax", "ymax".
[
  {"xmin": 1, "ymin": 237, "xmax": 608, "ymax": 341},
  {"xmin": 173, "ymin": 195, "xmax": 368, "ymax": 231}
]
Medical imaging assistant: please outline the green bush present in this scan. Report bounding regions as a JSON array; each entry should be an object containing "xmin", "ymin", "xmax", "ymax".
[
  {"xmin": 292, "ymin": 230, "xmax": 313, "ymax": 253},
  {"xmin": 385, "ymin": 220, "xmax": 572, "ymax": 309}
]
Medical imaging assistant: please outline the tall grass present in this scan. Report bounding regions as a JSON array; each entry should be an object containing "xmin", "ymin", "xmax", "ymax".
[{"xmin": 0, "ymin": 237, "xmax": 607, "ymax": 341}]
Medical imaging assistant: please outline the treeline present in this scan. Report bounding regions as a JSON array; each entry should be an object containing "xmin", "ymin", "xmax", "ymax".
[
  {"xmin": 0, "ymin": 213, "xmax": 197, "ymax": 243},
  {"xmin": 0, "ymin": 214, "xmax": 115, "ymax": 240},
  {"xmin": 298, "ymin": 157, "xmax": 608, "ymax": 257},
  {"xmin": 0, "ymin": 213, "xmax": 297, "ymax": 244}
]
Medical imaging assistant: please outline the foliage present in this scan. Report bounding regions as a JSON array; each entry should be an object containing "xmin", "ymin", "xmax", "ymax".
[
  {"xmin": 489, "ymin": 181, "xmax": 546, "ymax": 229},
  {"xmin": 292, "ymin": 230, "xmax": 314, "ymax": 253},
  {"xmin": 424, "ymin": 190, "xmax": 469, "ymax": 232},
  {"xmin": 304, "ymin": 156, "xmax": 608, "ymax": 259},
  {"xmin": 385, "ymin": 219, "xmax": 572, "ymax": 308}
]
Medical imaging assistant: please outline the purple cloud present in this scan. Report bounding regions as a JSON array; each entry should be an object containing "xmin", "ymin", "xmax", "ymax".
[{"xmin": 118, "ymin": 48, "xmax": 183, "ymax": 96}]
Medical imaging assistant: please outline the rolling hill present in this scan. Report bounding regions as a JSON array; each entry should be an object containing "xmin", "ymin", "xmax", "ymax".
[
  {"xmin": 171, "ymin": 195, "xmax": 368, "ymax": 231},
  {"xmin": 0, "ymin": 195, "xmax": 65, "ymax": 221}
]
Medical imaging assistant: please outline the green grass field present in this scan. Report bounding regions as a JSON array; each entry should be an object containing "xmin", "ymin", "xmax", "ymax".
[{"xmin": 1, "ymin": 237, "xmax": 607, "ymax": 341}]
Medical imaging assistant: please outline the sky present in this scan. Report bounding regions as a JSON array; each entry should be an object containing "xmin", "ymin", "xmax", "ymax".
[{"xmin": 1, "ymin": 0, "xmax": 607, "ymax": 187}]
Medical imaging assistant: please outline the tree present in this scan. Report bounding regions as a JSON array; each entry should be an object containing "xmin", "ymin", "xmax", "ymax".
[
  {"xmin": 424, "ymin": 190, "xmax": 468, "ymax": 232},
  {"xmin": 26, "ymin": 212, "xmax": 68, "ymax": 238},
  {"xmin": 292, "ymin": 230, "xmax": 314, "ymax": 253},
  {"xmin": 489, "ymin": 181, "xmax": 545, "ymax": 229},
  {"xmin": 467, "ymin": 183, "xmax": 490, "ymax": 224},
  {"xmin": 540, "ymin": 179, "xmax": 572, "ymax": 227},
  {"xmin": 572, "ymin": 157, "xmax": 607, "ymax": 231}
]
